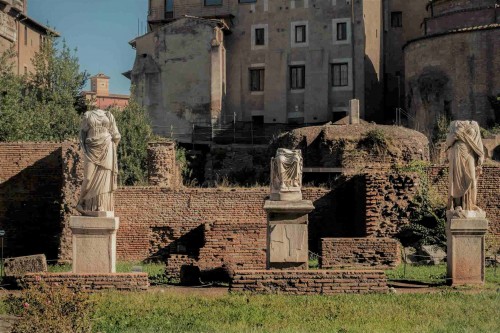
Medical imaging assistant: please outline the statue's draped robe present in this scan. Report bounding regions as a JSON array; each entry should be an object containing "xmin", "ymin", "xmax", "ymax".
[
  {"xmin": 78, "ymin": 110, "xmax": 120, "ymax": 212},
  {"xmin": 445, "ymin": 121, "xmax": 484, "ymax": 211},
  {"xmin": 272, "ymin": 149, "xmax": 303, "ymax": 190}
]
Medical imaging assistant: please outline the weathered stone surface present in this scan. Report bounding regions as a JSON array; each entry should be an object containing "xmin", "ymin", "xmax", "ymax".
[
  {"xmin": 270, "ymin": 149, "xmax": 303, "ymax": 201},
  {"xmin": 230, "ymin": 270, "xmax": 388, "ymax": 294},
  {"xmin": 4, "ymin": 254, "xmax": 47, "ymax": 277},
  {"xmin": 70, "ymin": 216, "xmax": 119, "ymax": 274},
  {"xmin": 22, "ymin": 272, "xmax": 148, "ymax": 291},
  {"xmin": 269, "ymin": 224, "xmax": 308, "ymax": 263},
  {"xmin": 349, "ymin": 99, "xmax": 360, "ymax": 124},
  {"xmin": 264, "ymin": 200, "xmax": 314, "ymax": 269},
  {"xmin": 420, "ymin": 245, "xmax": 446, "ymax": 265},
  {"xmin": 446, "ymin": 217, "xmax": 488, "ymax": 285}
]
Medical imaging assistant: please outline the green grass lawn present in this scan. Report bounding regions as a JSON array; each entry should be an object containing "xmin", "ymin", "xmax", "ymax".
[
  {"xmin": 1, "ymin": 263, "xmax": 497, "ymax": 332},
  {"xmin": 91, "ymin": 290, "xmax": 500, "ymax": 333}
]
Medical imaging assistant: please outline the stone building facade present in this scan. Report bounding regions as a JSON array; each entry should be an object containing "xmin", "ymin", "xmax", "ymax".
[
  {"xmin": 127, "ymin": 0, "xmax": 428, "ymax": 142},
  {"xmin": 404, "ymin": 0, "xmax": 499, "ymax": 136},
  {"xmin": 0, "ymin": 0, "xmax": 59, "ymax": 75}
]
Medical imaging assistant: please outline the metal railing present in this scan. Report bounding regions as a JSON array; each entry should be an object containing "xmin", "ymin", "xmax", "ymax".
[{"xmin": 395, "ymin": 107, "xmax": 420, "ymax": 131}]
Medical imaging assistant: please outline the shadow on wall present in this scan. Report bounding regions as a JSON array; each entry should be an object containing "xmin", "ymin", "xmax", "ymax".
[
  {"xmin": 308, "ymin": 175, "xmax": 367, "ymax": 253},
  {"xmin": 0, "ymin": 149, "xmax": 64, "ymax": 259}
]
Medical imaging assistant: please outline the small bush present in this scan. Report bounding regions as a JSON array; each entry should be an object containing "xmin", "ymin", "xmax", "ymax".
[
  {"xmin": 360, "ymin": 129, "xmax": 389, "ymax": 154},
  {"xmin": 6, "ymin": 283, "xmax": 95, "ymax": 333}
]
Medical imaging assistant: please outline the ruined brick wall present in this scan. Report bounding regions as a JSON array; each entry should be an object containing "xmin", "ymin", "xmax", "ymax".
[
  {"xmin": 198, "ymin": 220, "xmax": 267, "ymax": 271},
  {"xmin": 0, "ymin": 142, "xmax": 64, "ymax": 259},
  {"xmin": 365, "ymin": 172, "xmax": 420, "ymax": 237},
  {"xmin": 230, "ymin": 270, "xmax": 388, "ymax": 295},
  {"xmin": 320, "ymin": 238, "xmax": 401, "ymax": 269},
  {"xmin": 365, "ymin": 166, "xmax": 500, "ymax": 238},
  {"xmin": 147, "ymin": 141, "xmax": 182, "ymax": 188},
  {"xmin": 23, "ymin": 273, "xmax": 149, "ymax": 291}
]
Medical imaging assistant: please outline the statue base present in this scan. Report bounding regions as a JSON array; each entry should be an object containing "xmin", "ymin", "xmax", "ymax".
[
  {"xmin": 69, "ymin": 215, "xmax": 119, "ymax": 274},
  {"xmin": 446, "ymin": 215, "xmax": 488, "ymax": 286},
  {"xmin": 264, "ymin": 200, "xmax": 314, "ymax": 270}
]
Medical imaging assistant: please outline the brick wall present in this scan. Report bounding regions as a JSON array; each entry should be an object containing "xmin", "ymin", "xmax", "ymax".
[
  {"xmin": 320, "ymin": 238, "xmax": 401, "ymax": 269},
  {"xmin": 0, "ymin": 142, "xmax": 64, "ymax": 259},
  {"xmin": 23, "ymin": 273, "xmax": 149, "ymax": 291},
  {"xmin": 230, "ymin": 270, "xmax": 388, "ymax": 294}
]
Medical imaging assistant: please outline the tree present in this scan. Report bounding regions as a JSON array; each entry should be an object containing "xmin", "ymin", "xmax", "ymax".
[
  {"xmin": 112, "ymin": 96, "xmax": 153, "ymax": 186},
  {"xmin": 0, "ymin": 35, "xmax": 87, "ymax": 141}
]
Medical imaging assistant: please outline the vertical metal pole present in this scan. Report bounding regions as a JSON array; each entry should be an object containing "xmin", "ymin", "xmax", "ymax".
[
  {"xmin": 1, "ymin": 237, "xmax": 3, "ymax": 279},
  {"xmin": 192, "ymin": 123, "xmax": 195, "ymax": 149},
  {"xmin": 233, "ymin": 112, "xmax": 236, "ymax": 144}
]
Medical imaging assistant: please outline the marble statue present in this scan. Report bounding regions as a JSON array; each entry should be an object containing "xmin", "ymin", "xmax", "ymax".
[
  {"xmin": 270, "ymin": 149, "xmax": 303, "ymax": 200},
  {"xmin": 445, "ymin": 120, "xmax": 484, "ymax": 216},
  {"xmin": 76, "ymin": 109, "xmax": 121, "ymax": 215}
]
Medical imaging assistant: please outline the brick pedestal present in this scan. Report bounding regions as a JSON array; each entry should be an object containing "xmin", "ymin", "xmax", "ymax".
[
  {"xmin": 70, "ymin": 215, "xmax": 119, "ymax": 273},
  {"xmin": 446, "ymin": 217, "xmax": 488, "ymax": 286}
]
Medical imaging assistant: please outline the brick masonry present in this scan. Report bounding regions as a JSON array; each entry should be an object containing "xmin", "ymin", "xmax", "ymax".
[
  {"xmin": 22, "ymin": 273, "xmax": 149, "ymax": 291},
  {"xmin": 230, "ymin": 270, "xmax": 388, "ymax": 294},
  {"xmin": 320, "ymin": 238, "xmax": 401, "ymax": 269}
]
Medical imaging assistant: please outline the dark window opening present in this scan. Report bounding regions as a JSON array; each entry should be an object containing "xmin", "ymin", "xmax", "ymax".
[
  {"xmin": 290, "ymin": 66, "xmax": 305, "ymax": 90},
  {"xmin": 337, "ymin": 22, "xmax": 347, "ymax": 40},
  {"xmin": 165, "ymin": 0, "xmax": 174, "ymax": 18},
  {"xmin": 332, "ymin": 63, "xmax": 348, "ymax": 87},
  {"xmin": 250, "ymin": 68, "xmax": 265, "ymax": 91},
  {"xmin": 295, "ymin": 25, "xmax": 306, "ymax": 43},
  {"xmin": 391, "ymin": 11, "xmax": 402, "ymax": 28},
  {"xmin": 205, "ymin": 0, "xmax": 222, "ymax": 6},
  {"xmin": 255, "ymin": 28, "xmax": 265, "ymax": 45}
]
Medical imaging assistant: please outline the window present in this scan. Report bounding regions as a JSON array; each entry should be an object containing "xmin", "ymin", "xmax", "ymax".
[
  {"xmin": 332, "ymin": 18, "xmax": 351, "ymax": 45},
  {"xmin": 251, "ymin": 24, "xmax": 268, "ymax": 50},
  {"xmin": 250, "ymin": 68, "xmax": 265, "ymax": 91},
  {"xmin": 24, "ymin": 66, "xmax": 28, "ymax": 75},
  {"xmin": 24, "ymin": 26, "xmax": 27, "ymax": 46},
  {"xmin": 391, "ymin": 11, "xmax": 402, "ymax": 28},
  {"xmin": 205, "ymin": 0, "xmax": 222, "ymax": 5},
  {"xmin": 332, "ymin": 63, "xmax": 348, "ymax": 87},
  {"xmin": 255, "ymin": 28, "xmax": 265, "ymax": 46},
  {"xmin": 295, "ymin": 25, "xmax": 306, "ymax": 43},
  {"xmin": 239, "ymin": 0, "xmax": 256, "ymax": 3},
  {"xmin": 290, "ymin": 66, "xmax": 305, "ymax": 90},
  {"xmin": 165, "ymin": 0, "xmax": 173, "ymax": 12},
  {"xmin": 337, "ymin": 22, "xmax": 347, "ymax": 41},
  {"xmin": 291, "ymin": 21, "xmax": 308, "ymax": 47}
]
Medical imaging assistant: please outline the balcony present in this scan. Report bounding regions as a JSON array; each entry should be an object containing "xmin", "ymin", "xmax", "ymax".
[{"xmin": 12, "ymin": 0, "xmax": 23, "ymax": 12}]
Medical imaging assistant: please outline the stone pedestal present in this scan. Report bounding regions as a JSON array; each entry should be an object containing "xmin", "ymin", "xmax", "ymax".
[
  {"xmin": 264, "ymin": 200, "xmax": 314, "ymax": 270},
  {"xmin": 446, "ymin": 217, "xmax": 488, "ymax": 286},
  {"xmin": 69, "ymin": 214, "xmax": 119, "ymax": 273}
]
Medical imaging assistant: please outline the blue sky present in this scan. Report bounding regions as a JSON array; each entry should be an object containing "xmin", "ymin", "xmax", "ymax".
[{"xmin": 29, "ymin": 0, "xmax": 148, "ymax": 95}]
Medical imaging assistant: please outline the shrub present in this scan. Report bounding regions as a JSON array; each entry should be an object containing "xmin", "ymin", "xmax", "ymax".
[
  {"xmin": 360, "ymin": 128, "xmax": 389, "ymax": 154},
  {"xmin": 6, "ymin": 283, "xmax": 96, "ymax": 333}
]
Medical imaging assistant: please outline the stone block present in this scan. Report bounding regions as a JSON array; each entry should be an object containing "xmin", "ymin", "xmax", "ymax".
[
  {"xmin": 4, "ymin": 254, "xmax": 47, "ymax": 277},
  {"xmin": 269, "ymin": 223, "xmax": 308, "ymax": 263},
  {"xmin": 70, "ymin": 216, "xmax": 119, "ymax": 274},
  {"xmin": 349, "ymin": 99, "xmax": 360, "ymax": 124},
  {"xmin": 446, "ymin": 217, "xmax": 488, "ymax": 286}
]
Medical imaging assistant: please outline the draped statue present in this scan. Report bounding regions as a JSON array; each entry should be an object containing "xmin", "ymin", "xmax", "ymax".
[
  {"xmin": 445, "ymin": 120, "xmax": 484, "ymax": 216},
  {"xmin": 270, "ymin": 149, "xmax": 303, "ymax": 201},
  {"xmin": 76, "ymin": 109, "xmax": 121, "ymax": 216}
]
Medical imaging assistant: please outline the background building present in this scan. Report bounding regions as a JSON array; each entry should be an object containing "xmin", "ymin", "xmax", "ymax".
[
  {"xmin": 128, "ymin": 0, "xmax": 428, "ymax": 143},
  {"xmin": 0, "ymin": 0, "xmax": 59, "ymax": 75},
  {"xmin": 404, "ymin": 0, "xmax": 499, "ymax": 137},
  {"xmin": 82, "ymin": 73, "xmax": 130, "ymax": 110}
]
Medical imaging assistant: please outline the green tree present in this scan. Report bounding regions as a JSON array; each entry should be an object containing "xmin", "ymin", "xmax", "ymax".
[
  {"xmin": 113, "ymin": 98, "xmax": 153, "ymax": 186},
  {"xmin": 0, "ymin": 35, "xmax": 87, "ymax": 141}
]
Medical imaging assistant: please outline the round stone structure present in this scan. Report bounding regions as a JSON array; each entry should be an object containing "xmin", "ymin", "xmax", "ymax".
[{"xmin": 404, "ymin": 0, "xmax": 499, "ymax": 137}]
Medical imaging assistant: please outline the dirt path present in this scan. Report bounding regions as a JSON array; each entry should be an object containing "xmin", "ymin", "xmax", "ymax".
[{"xmin": 0, "ymin": 315, "xmax": 16, "ymax": 333}]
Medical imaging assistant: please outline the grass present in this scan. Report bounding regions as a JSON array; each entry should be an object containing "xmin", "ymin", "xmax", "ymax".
[
  {"xmin": 386, "ymin": 264, "xmax": 500, "ymax": 288},
  {"xmin": 1, "ymin": 263, "xmax": 496, "ymax": 332},
  {"xmin": 48, "ymin": 261, "xmax": 165, "ymax": 276},
  {"xmin": 90, "ymin": 290, "xmax": 500, "ymax": 333}
]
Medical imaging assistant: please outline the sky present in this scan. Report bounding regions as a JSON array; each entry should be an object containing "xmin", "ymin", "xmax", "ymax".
[{"xmin": 29, "ymin": 0, "xmax": 149, "ymax": 95}]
